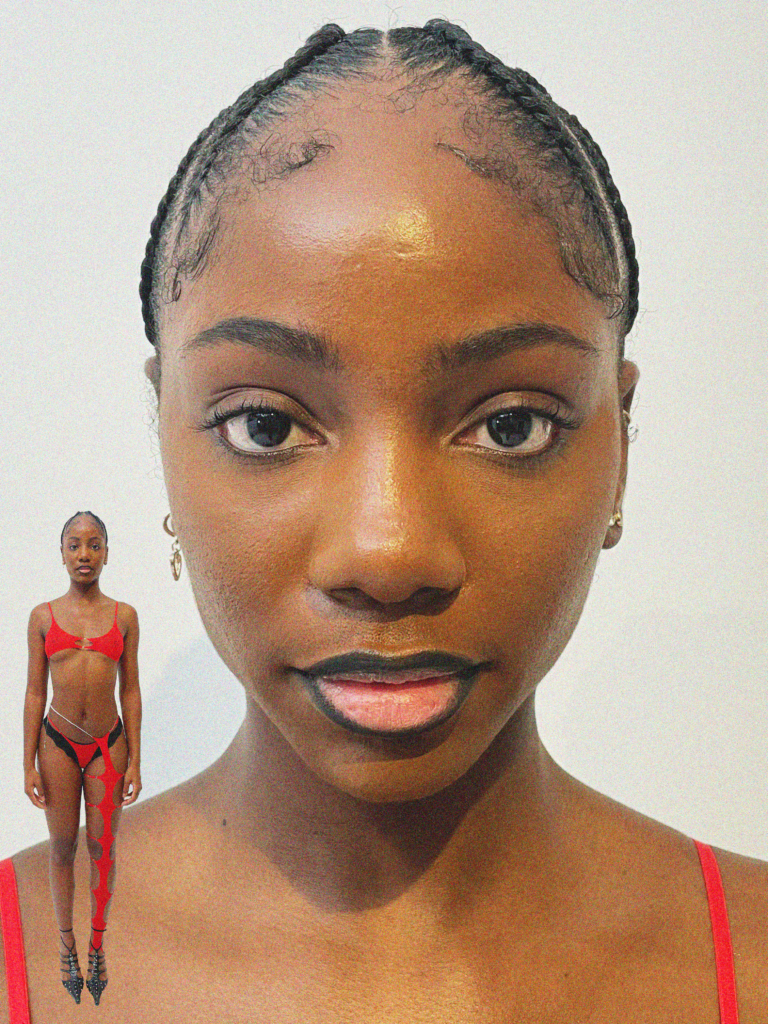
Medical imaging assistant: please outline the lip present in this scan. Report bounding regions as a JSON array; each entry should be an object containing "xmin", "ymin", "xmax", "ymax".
[
  {"xmin": 296, "ymin": 649, "xmax": 483, "ymax": 681},
  {"xmin": 294, "ymin": 650, "xmax": 489, "ymax": 736},
  {"xmin": 76, "ymin": 566, "xmax": 93, "ymax": 573}
]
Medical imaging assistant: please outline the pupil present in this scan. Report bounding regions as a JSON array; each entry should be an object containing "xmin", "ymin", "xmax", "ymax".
[
  {"xmin": 246, "ymin": 410, "xmax": 291, "ymax": 448},
  {"xmin": 488, "ymin": 410, "xmax": 533, "ymax": 448}
]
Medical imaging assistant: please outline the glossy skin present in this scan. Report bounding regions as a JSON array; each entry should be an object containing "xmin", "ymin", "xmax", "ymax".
[
  {"xmin": 4, "ymin": 76, "xmax": 767, "ymax": 1023},
  {"xmin": 21, "ymin": 515, "xmax": 142, "ymax": 996},
  {"xmin": 157, "ymin": 81, "xmax": 634, "ymax": 806}
]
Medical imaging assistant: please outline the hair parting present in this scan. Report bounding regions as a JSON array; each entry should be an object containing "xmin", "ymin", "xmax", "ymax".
[
  {"xmin": 61, "ymin": 512, "xmax": 108, "ymax": 547},
  {"xmin": 139, "ymin": 20, "xmax": 639, "ymax": 355}
]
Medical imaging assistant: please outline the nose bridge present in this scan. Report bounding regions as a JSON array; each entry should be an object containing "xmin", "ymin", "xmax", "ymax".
[
  {"xmin": 350, "ymin": 405, "xmax": 452, "ymax": 517},
  {"xmin": 310, "ymin": 418, "xmax": 465, "ymax": 603},
  {"xmin": 75, "ymin": 539, "xmax": 91, "ymax": 560}
]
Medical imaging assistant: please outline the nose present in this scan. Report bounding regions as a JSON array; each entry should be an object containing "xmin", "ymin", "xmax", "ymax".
[{"xmin": 308, "ymin": 433, "xmax": 466, "ymax": 611}]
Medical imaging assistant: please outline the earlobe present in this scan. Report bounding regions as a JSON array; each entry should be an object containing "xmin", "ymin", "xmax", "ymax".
[
  {"xmin": 602, "ymin": 517, "xmax": 623, "ymax": 550},
  {"xmin": 144, "ymin": 354, "xmax": 160, "ymax": 392},
  {"xmin": 603, "ymin": 361, "xmax": 639, "ymax": 552},
  {"xmin": 619, "ymin": 359, "xmax": 639, "ymax": 410}
]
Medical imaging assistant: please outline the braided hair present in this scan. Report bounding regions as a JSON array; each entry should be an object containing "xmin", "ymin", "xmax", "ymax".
[
  {"xmin": 140, "ymin": 20, "xmax": 638, "ymax": 354},
  {"xmin": 61, "ymin": 511, "xmax": 108, "ymax": 547}
]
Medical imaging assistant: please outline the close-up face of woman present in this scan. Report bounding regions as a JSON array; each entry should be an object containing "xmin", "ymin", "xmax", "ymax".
[
  {"xmin": 149, "ymin": 65, "xmax": 637, "ymax": 803},
  {"xmin": 60, "ymin": 517, "xmax": 108, "ymax": 585},
  {"xmin": 3, "ymin": 10, "xmax": 767, "ymax": 1021}
]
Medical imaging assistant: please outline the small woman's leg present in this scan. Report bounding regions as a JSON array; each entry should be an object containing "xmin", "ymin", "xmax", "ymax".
[
  {"xmin": 82, "ymin": 729, "xmax": 128, "ymax": 1003},
  {"xmin": 37, "ymin": 724, "xmax": 85, "ymax": 1000}
]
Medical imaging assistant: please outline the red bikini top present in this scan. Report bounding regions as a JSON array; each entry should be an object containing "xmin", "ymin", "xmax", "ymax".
[{"xmin": 44, "ymin": 601, "xmax": 124, "ymax": 662}]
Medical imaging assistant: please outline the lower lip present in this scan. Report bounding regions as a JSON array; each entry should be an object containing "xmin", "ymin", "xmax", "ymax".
[
  {"xmin": 77, "ymin": 568, "xmax": 92, "ymax": 574},
  {"xmin": 311, "ymin": 674, "xmax": 465, "ymax": 734}
]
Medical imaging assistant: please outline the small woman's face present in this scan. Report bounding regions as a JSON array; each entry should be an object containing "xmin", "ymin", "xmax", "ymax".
[
  {"xmin": 61, "ymin": 518, "xmax": 107, "ymax": 583},
  {"xmin": 152, "ymin": 82, "xmax": 638, "ymax": 801}
]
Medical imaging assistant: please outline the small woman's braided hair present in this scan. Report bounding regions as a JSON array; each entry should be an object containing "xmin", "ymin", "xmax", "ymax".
[
  {"xmin": 140, "ymin": 20, "xmax": 638, "ymax": 356},
  {"xmin": 61, "ymin": 511, "xmax": 108, "ymax": 547}
]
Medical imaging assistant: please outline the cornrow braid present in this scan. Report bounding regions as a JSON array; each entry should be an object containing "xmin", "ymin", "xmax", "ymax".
[
  {"xmin": 61, "ymin": 511, "xmax": 108, "ymax": 546},
  {"xmin": 139, "ymin": 23, "xmax": 347, "ymax": 347},
  {"xmin": 422, "ymin": 19, "xmax": 638, "ymax": 334},
  {"xmin": 140, "ymin": 21, "xmax": 640, "ymax": 351},
  {"xmin": 560, "ymin": 110, "xmax": 640, "ymax": 330}
]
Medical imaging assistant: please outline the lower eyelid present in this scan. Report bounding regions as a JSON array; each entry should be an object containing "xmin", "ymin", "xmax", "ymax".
[{"xmin": 210, "ymin": 403, "xmax": 575, "ymax": 456}]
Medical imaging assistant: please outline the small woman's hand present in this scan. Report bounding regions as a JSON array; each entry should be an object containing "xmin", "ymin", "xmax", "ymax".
[
  {"xmin": 24, "ymin": 768, "xmax": 46, "ymax": 808},
  {"xmin": 122, "ymin": 764, "xmax": 142, "ymax": 805}
]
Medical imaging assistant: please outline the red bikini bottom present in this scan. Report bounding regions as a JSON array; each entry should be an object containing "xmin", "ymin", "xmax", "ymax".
[
  {"xmin": 43, "ymin": 715, "xmax": 122, "ymax": 770},
  {"xmin": 42, "ymin": 715, "xmax": 124, "ymax": 945}
]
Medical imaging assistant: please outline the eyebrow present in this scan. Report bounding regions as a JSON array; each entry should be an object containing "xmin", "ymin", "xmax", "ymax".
[{"xmin": 183, "ymin": 316, "xmax": 598, "ymax": 375}]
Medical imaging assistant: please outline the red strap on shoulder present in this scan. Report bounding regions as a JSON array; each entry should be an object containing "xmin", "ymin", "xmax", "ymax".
[
  {"xmin": 0, "ymin": 858, "xmax": 31, "ymax": 1024},
  {"xmin": 694, "ymin": 840, "xmax": 740, "ymax": 1024}
]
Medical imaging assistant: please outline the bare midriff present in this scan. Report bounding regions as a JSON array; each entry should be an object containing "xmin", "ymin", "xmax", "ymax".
[{"xmin": 46, "ymin": 649, "xmax": 120, "ymax": 740}]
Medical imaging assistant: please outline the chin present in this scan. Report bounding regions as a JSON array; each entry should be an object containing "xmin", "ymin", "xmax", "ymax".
[
  {"xmin": 323, "ymin": 760, "xmax": 471, "ymax": 804},
  {"xmin": 296, "ymin": 723, "xmax": 497, "ymax": 804}
]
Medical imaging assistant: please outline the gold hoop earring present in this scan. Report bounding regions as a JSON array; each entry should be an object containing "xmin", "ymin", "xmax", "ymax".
[
  {"xmin": 608, "ymin": 508, "xmax": 623, "ymax": 529},
  {"xmin": 163, "ymin": 513, "xmax": 182, "ymax": 581}
]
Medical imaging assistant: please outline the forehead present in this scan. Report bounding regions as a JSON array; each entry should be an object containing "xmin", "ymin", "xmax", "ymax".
[
  {"xmin": 63, "ymin": 519, "xmax": 104, "ymax": 540},
  {"xmin": 161, "ymin": 77, "xmax": 617, "ymax": 359}
]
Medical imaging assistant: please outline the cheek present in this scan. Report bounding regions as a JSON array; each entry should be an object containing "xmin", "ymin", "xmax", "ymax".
[
  {"xmin": 475, "ymin": 429, "xmax": 619, "ymax": 686},
  {"xmin": 159, "ymin": 409, "xmax": 307, "ymax": 680}
]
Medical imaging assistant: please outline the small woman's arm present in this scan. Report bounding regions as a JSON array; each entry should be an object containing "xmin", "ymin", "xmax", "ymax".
[
  {"xmin": 118, "ymin": 604, "xmax": 142, "ymax": 805},
  {"xmin": 23, "ymin": 605, "xmax": 48, "ymax": 808}
]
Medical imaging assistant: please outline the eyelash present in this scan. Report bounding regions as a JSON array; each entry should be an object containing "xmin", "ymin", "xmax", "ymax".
[{"xmin": 201, "ymin": 397, "xmax": 579, "ymax": 464}]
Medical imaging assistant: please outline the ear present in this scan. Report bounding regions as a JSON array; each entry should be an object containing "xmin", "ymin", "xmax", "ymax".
[
  {"xmin": 144, "ymin": 354, "xmax": 161, "ymax": 393},
  {"xmin": 603, "ymin": 360, "xmax": 640, "ymax": 550}
]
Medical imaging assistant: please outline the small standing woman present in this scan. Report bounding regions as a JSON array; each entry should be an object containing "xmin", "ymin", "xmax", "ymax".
[{"xmin": 23, "ymin": 511, "xmax": 141, "ymax": 1006}]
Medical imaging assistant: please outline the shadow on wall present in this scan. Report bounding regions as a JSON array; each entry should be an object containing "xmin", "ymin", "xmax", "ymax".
[{"xmin": 139, "ymin": 636, "xmax": 245, "ymax": 799}]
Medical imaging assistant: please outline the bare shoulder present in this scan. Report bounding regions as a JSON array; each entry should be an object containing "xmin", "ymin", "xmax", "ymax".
[
  {"xmin": 712, "ymin": 845, "xmax": 768, "ymax": 1016},
  {"xmin": 0, "ymin": 844, "xmax": 55, "ymax": 1015},
  {"xmin": 571, "ymin": 781, "xmax": 768, "ymax": 1016},
  {"xmin": 116, "ymin": 602, "xmax": 139, "ymax": 626},
  {"xmin": 28, "ymin": 602, "xmax": 50, "ymax": 631},
  {"xmin": 8, "ymin": 842, "xmax": 54, "ymax": 919}
]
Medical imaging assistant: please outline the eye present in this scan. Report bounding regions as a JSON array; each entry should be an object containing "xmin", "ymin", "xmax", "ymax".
[
  {"xmin": 209, "ymin": 400, "xmax": 317, "ymax": 457},
  {"xmin": 459, "ymin": 404, "xmax": 575, "ymax": 457}
]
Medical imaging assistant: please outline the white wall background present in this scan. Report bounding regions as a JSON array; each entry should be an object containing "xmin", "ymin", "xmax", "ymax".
[{"xmin": 1, "ymin": 0, "xmax": 766, "ymax": 860}]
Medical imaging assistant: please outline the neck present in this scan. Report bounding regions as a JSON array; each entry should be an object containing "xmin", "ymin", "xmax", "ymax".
[
  {"xmin": 198, "ymin": 693, "xmax": 576, "ymax": 915},
  {"xmin": 66, "ymin": 580, "xmax": 103, "ymax": 600}
]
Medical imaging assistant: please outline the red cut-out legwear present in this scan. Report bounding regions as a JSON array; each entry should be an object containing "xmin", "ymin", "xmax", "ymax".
[{"xmin": 84, "ymin": 735, "xmax": 123, "ymax": 949}]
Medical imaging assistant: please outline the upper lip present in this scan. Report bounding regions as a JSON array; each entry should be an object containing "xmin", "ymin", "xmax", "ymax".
[{"xmin": 295, "ymin": 649, "xmax": 487, "ymax": 682}]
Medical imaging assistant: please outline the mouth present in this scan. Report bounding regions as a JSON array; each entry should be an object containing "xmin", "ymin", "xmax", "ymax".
[
  {"xmin": 293, "ymin": 650, "xmax": 488, "ymax": 737},
  {"xmin": 76, "ymin": 567, "xmax": 93, "ymax": 574}
]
